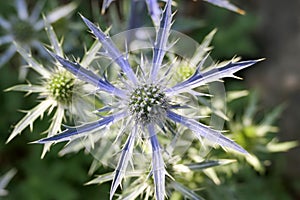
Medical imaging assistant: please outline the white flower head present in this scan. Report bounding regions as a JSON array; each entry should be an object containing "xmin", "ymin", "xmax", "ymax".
[{"xmin": 6, "ymin": 21, "xmax": 102, "ymax": 158}]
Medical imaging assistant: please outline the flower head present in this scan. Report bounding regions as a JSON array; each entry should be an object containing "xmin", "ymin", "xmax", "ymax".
[
  {"xmin": 34, "ymin": 0, "xmax": 260, "ymax": 199},
  {"xmin": 0, "ymin": 0, "xmax": 76, "ymax": 68},
  {"xmin": 129, "ymin": 83, "xmax": 169, "ymax": 125},
  {"xmin": 46, "ymin": 70, "xmax": 75, "ymax": 105},
  {"xmin": 6, "ymin": 21, "xmax": 102, "ymax": 158}
]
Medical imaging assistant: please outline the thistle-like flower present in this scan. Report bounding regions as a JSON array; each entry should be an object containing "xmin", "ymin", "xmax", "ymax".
[
  {"xmin": 34, "ymin": 0, "xmax": 260, "ymax": 199},
  {"xmin": 6, "ymin": 21, "xmax": 103, "ymax": 158},
  {"xmin": 0, "ymin": 0, "xmax": 76, "ymax": 68}
]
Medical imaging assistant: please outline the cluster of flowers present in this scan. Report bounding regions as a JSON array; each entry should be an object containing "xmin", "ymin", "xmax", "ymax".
[{"xmin": 3, "ymin": 0, "xmax": 260, "ymax": 199}]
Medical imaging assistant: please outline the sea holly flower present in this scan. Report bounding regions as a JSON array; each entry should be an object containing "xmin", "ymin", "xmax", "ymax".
[
  {"xmin": 6, "ymin": 22, "xmax": 103, "ymax": 158},
  {"xmin": 0, "ymin": 0, "xmax": 76, "ymax": 68},
  {"xmin": 33, "ymin": 0, "xmax": 261, "ymax": 199}
]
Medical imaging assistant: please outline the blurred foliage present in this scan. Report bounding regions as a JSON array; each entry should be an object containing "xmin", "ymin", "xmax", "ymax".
[
  {"xmin": 157, "ymin": 86, "xmax": 297, "ymax": 200},
  {"xmin": 0, "ymin": 0, "xmax": 297, "ymax": 200},
  {"xmin": 186, "ymin": 3, "xmax": 259, "ymax": 59},
  {"xmin": 199, "ymin": 86, "xmax": 297, "ymax": 200}
]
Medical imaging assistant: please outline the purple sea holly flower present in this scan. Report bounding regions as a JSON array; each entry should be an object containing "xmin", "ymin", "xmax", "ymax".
[{"xmin": 35, "ymin": 0, "xmax": 260, "ymax": 199}]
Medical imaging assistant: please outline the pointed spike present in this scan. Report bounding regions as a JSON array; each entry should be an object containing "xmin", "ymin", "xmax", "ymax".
[
  {"xmin": 145, "ymin": 0, "xmax": 162, "ymax": 26},
  {"xmin": 34, "ymin": 3, "xmax": 76, "ymax": 30},
  {"xmin": 79, "ymin": 14, "xmax": 138, "ymax": 84},
  {"xmin": 81, "ymin": 40, "xmax": 102, "ymax": 67},
  {"xmin": 14, "ymin": 42, "xmax": 50, "ymax": 78},
  {"xmin": 33, "ymin": 112, "xmax": 127, "ymax": 144},
  {"xmin": 47, "ymin": 51, "xmax": 126, "ymax": 98},
  {"xmin": 166, "ymin": 58, "xmax": 263, "ymax": 95},
  {"xmin": 148, "ymin": 124, "xmax": 166, "ymax": 200},
  {"xmin": 40, "ymin": 105, "xmax": 65, "ymax": 158},
  {"xmin": 150, "ymin": 0, "xmax": 172, "ymax": 82},
  {"xmin": 203, "ymin": 0, "xmax": 245, "ymax": 15},
  {"xmin": 167, "ymin": 110, "xmax": 248, "ymax": 154},
  {"xmin": 101, "ymin": 0, "xmax": 114, "ymax": 14},
  {"xmin": 43, "ymin": 16, "xmax": 64, "ymax": 57}
]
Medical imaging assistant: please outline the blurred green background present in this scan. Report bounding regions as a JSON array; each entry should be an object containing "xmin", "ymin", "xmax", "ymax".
[{"xmin": 1, "ymin": 0, "xmax": 299, "ymax": 199}]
